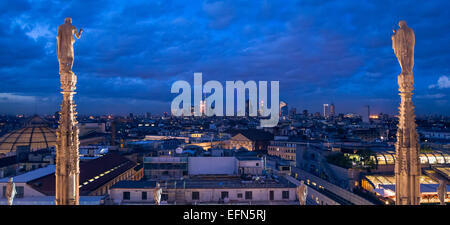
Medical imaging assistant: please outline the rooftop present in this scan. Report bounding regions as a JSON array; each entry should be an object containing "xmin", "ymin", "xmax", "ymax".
[
  {"xmin": 0, "ymin": 165, "xmax": 56, "ymax": 183},
  {"xmin": 0, "ymin": 196, "xmax": 104, "ymax": 205},
  {"xmin": 112, "ymin": 176, "xmax": 296, "ymax": 189},
  {"xmin": 6, "ymin": 153, "xmax": 136, "ymax": 196}
]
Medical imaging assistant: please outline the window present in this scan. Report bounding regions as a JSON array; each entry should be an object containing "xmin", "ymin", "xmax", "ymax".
[
  {"xmin": 282, "ymin": 191, "xmax": 289, "ymax": 199},
  {"xmin": 237, "ymin": 193, "xmax": 243, "ymax": 198},
  {"xmin": 15, "ymin": 186, "xmax": 24, "ymax": 198},
  {"xmin": 123, "ymin": 191, "xmax": 130, "ymax": 200},
  {"xmin": 192, "ymin": 191, "xmax": 200, "ymax": 200},
  {"xmin": 221, "ymin": 191, "xmax": 229, "ymax": 199},
  {"xmin": 161, "ymin": 193, "xmax": 168, "ymax": 201},
  {"xmin": 142, "ymin": 191, "xmax": 147, "ymax": 200},
  {"xmin": 256, "ymin": 163, "xmax": 259, "ymax": 166},
  {"xmin": 245, "ymin": 191, "xmax": 252, "ymax": 200}
]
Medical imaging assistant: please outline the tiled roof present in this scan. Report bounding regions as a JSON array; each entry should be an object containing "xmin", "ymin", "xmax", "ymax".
[{"xmin": 27, "ymin": 153, "xmax": 136, "ymax": 195}]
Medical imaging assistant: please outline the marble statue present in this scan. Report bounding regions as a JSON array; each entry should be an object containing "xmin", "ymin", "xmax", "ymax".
[
  {"xmin": 154, "ymin": 182, "xmax": 162, "ymax": 205},
  {"xmin": 392, "ymin": 20, "xmax": 415, "ymax": 75},
  {"xmin": 5, "ymin": 177, "xmax": 16, "ymax": 205},
  {"xmin": 392, "ymin": 21, "xmax": 421, "ymax": 205},
  {"xmin": 437, "ymin": 180, "xmax": 447, "ymax": 205},
  {"xmin": 57, "ymin": 17, "xmax": 83, "ymax": 73},
  {"xmin": 296, "ymin": 180, "xmax": 308, "ymax": 205}
]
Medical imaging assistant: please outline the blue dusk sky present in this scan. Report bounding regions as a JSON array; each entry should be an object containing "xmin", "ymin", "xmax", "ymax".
[{"xmin": 0, "ymin": 0, "xmax": 449, "ymax": 116}]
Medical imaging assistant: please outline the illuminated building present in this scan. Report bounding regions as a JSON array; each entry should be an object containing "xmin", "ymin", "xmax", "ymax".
[
  {"xmin": 361, "ymin": 174, "xmax": 449, "ymax": 204},
  {"xmin": 0, "ymin": 153, "xmax": 139, "ymax": 203},
  {"xmin": 323, "ymin": 104, "xmax": 329, "ymax": 118},
  {"xmin": 330, "ymin": 103, "xmax": 335, "ymax": 117},
  {"xmin": 108, "ymin": 176, "xmax": 297, "ymax": 205},
  {"xmin": 267, "ymin": 136, "xmax": 303, "ymax": 161},
  {"xmin": 225, "ymin": 129, "xmax": 273, "ymax": 152}
]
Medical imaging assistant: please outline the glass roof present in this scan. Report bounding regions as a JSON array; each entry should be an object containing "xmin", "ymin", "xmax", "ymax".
[{"xmin": 375, "ymin": 151, "xmax": 450, "ymax": 165}]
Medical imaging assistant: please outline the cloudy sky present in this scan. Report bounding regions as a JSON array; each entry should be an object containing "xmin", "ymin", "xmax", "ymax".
[{"xmin": 0, "ymin": 0, "xmax": 449, "ymax": 116}]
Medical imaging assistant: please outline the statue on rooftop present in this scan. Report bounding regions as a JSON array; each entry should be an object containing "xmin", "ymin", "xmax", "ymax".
[
  {"xmin": 154, "ymin": 182, "xmax": 162, "ymax": 205},
  {"xmin": 296, "ymin": 180, "xmax": 308, "ymax": 205},
  {"xmin": 57, "ymin": 17, "xmax": 83, "ymax": 74},
  {"xmin": 5, "ymin": 177, "xmax": 16, "ymax": 205},
  {"xmin": 392, "ymin": 20, "xmax": 415, "ymax": 75}
]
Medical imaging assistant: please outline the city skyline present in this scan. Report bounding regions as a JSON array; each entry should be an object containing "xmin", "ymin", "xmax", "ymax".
[{"xmin": 0, "ymin": 0, "xmax": 449, "ymax": 116}]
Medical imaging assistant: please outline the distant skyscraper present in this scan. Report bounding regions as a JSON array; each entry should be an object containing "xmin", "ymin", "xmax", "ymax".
[
  {"xmin": 200, "ymin": 100, "xmax": 206, "ymax": 116},
  {"xmin": 201, "ymin": 93, "xmax": 208, "ymax": 116},
  {"xmin": 362, "ymin": 105, "xmax": 370, "ymax": 123},
  {"xmin": 323, "ymin": 104, "xmax": 330, "ymax": 118},
  {"xmin": 129, "ymin": 113, "xmax": 134, "ymax": 119},
  {"xmin": 146, "ymin": 112, "xmax": 151, "ymax": 119},
  {"xmin": 330, "ymin": 103, "xmax": 335, "ymax": 117}
]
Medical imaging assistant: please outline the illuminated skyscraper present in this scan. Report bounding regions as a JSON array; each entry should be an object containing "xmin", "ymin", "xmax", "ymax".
[
  {"xmin": 323, "ymin": 104, "xmax": 330, "ymax": 118},
  {"xmin": 330, "ymin": 103, "xmax": 335, "ymax": 117}
]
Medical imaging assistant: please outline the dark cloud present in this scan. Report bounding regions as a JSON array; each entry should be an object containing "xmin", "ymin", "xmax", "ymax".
[{"xmin": 0, "ymin": 0, "xmax": 449, "ymax": 116}]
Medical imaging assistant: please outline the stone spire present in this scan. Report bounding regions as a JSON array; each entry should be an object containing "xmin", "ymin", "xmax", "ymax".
[
  {"xmin": 55, "ymin": 18, "xmax": 83, "ymax": 205},
  {"xmin": 392, "ymin": 21, "xmax": 421, "ymax": 205}
]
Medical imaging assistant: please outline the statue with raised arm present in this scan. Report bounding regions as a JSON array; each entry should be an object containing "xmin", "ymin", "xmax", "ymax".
[
  {"xmin": 437, "ymin": 180, "xmax": 447, "ymax": 205},
  {"xmin": 154, "ymin": 182, "xmax": 162, "ymax": 205},
  {"xmin": 5, "ymin": 177, "xmax": 16, "ymax": 205},
  {"xmin": 392, "ymin": 21, "xmax": 415, "ymax": 75},
  {"xmin": 296, "ymin": 180, "xmax": 308, "ymax": 205},
  {"xmin": 57, "ymin": 17, "xmax": 83, "ymax": 73}
]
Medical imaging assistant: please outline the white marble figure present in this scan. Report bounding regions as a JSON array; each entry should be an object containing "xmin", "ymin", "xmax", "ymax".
[
  {"xmin": 392, "ymin": 20, "xmax": 415, "ymax": 75},
  {"xmin": 154, "ymin": 183, "xmax": 162, "ymax": 205},
  {"xmin": 296, "ymin": 180, "xmax": 308, "ymax": 205},
  {"xmin": 437, "ymin": 180, "xmax": 447, "ymax": 205},
  {"xmin": 5, "ymin": 177, "xmax": 16, "ymax": 205},
  {"xmin": 57, "ymin": 17, "xmax": 83, "ymax": 73}
]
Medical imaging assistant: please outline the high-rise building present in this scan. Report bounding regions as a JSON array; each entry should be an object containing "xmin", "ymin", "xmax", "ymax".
[
  {"xmin": 199, "ymin": 100, "xmax": 206, "ymax": 116},
  {"xmin": 330, "ymin": 103, "xmax": 335, "ymax": 117},
  {"xmin": 362, "ymin": 105, "xmax": 370, "ymax": 123},
  {"xmin": 323, "ymin": 104, "xmax": 330, "ymax": 118}
]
